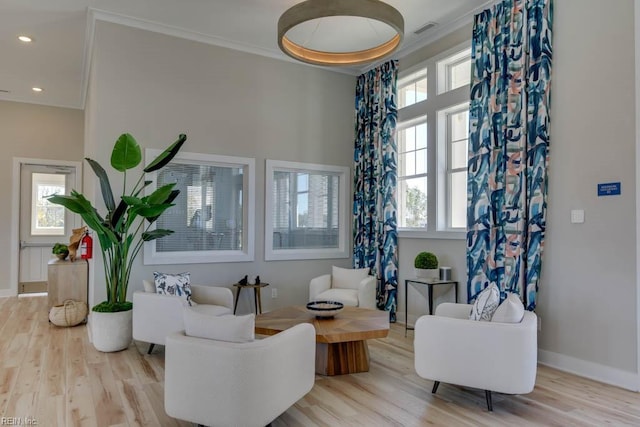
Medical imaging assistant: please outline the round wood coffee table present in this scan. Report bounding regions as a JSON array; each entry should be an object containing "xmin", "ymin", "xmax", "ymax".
[{"xmin": 255, "ymin": 305, "xmax": 389, "ymax": 376}]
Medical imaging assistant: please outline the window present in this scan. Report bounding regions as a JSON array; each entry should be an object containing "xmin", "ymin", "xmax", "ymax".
[
  {"xmin": 144, "ymin": 150, "xmax": 255, "ymax": 264},
  {"xmin": 397, "ymin": 43, "xmax": 471, "ymax": 237},
  {"xmin": 398, "ymin": 69, "xmax": 427, "ymax": 108},
  {"xmin": 437, "ymin": 47, "xmax": 472, "ymax": 94},
  {"xmin": 31, "ymin": 173, "xmax": 65, "ymax": 236},
  {"xmin": 265, "ymin": 160, "xmax": 349, "ymax": 260},
  {"xmin": 398, "ymin": 119, "xmax": 428, "ymax": 228},
  {"xmin": 443, "ymin": 105, "xmax": 469, "ymax": 229}
]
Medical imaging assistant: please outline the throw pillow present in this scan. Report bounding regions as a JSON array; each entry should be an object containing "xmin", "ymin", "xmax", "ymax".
[
  {"xmin": 469, "ymin": 283, "xmax": 500, "ymax": 321},
  {"xmin": 332, "ymin": 266, "xmax": 370, "ymax": 290},
  {"xmin": 492, "ymin": 292, "xmax": 525, "ymax": 323},
  {"xmin": 154, "ymin": 272, "xmax": 193, "ymax": 305},
  {"xmin": 184, "ymin": 310, "xmax": 255, "ymax": 343}
]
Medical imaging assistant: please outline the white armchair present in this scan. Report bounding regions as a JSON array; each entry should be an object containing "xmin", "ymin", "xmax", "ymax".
[
  {"xmin": 309, "ymin": 266, "xmax": 376, "ymax": 309},
  {"xmin": 132, "ymin": 280, "xmax": 233, "ymax": 354},
  {"xmin": 414, "ymin": 303, "xmax": 537, "ymax": 411},
  {"xmin": 165, "ymin": 323, "xmax": 315, "ymax": 427}
]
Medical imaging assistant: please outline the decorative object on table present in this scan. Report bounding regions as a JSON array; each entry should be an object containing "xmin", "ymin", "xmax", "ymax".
[
  {"xmin": 238, "ymin": 275, "xmax": 248, "ymax": 286},
  {"xmin": 47, "ymin": 132, "xmax": 187, "ymax": 352},
  {"xmin": 52, "ymin": 243, "xmax": 69, "ymax": 260},
  {"xmin": 49, "ymin": 299, "xmax": 88, "ymax": 327},
  {"xmin": 68, "ymin": 226, "xmax": 86, "ymax": 261},
  {"xmin": 414, "ymin": 252, "xmax": 438, "ymax": 279},
  {"xmin": 255, "ymin": 275, "xmax": 260, "ymax": 285},
  {"xmin": 306, "ymin": 300, "xmax": 345, "ymax": 318},
  {"xmin": 233, "ymin": 282, "xmax": 269, "ymax": 315},
  {"xmin": 439, "ymin": 266, "xmax": 452, "ymax": 281}
]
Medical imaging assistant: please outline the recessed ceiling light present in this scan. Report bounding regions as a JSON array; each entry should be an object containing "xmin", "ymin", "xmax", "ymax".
[
  {"xmin": 32, "ymin": 87, "xmax": 43, "ymax": 92},
  {"xmin": 18, "ymin": 35, "xmax": 33, "ymax": 43}
]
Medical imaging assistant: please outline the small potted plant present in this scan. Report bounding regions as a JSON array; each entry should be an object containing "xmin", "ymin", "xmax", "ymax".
[
  {"xmin": 414, "ymin": 252, "xmax": 438, "ymax": 279},
  {"xmin": 52, "ymin": 243, "xmax": 69, "ymax": 260}
]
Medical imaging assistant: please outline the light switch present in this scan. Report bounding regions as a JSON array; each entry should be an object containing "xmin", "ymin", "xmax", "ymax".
[{"xmin": 571, "ymin": 209, "xmax": 584, "ymax": 224}]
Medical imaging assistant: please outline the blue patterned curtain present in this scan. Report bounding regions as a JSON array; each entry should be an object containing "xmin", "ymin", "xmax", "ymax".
[
  {"xmin": 467, "ymin": 0, "xmax": 552, "ymax": 310},
  {"xmin": 353, "ymin": 60, "xmax": 399, "ymax": 322}
]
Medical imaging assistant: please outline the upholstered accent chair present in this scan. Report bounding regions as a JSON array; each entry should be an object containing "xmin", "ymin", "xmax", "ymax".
[
  {"xmin": 414, "ymin": 302, "xmax": 537, "ymax": 411},
  {"xmin": 309, "ymin": 266, "xmax": 376, "ymax": 309},
  {"xmin": 164, "ymin": 323, "xmax": 315, "ymax": 426},
  {"xmin": 132, "ymin": 280, "xmax": 233, "ymax": 354}
]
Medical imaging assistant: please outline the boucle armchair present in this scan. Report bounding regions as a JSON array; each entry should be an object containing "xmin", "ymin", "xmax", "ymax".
[
  {"xmin": 164, "ymin": 323, "xmax": 315, "ymax": 427},
  {"xmin": 414, "ymin": 303, "xmax": 537, "ymax": 411},
  {"xmin": 132, "ymin": 280, "xmax": 233, "ymax": 353},
  {"xmin": 309, "ymin": 266, "xmax": 376, "ymax": 309}
]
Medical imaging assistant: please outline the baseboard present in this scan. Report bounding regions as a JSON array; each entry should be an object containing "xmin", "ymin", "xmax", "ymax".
[
  {"xmin": 0, "ymin": 289, "xmax": 17, "ymax": 298},
  {"xmin": 538, "ymin": 349, "xmax": 639, "ymax": 392}
]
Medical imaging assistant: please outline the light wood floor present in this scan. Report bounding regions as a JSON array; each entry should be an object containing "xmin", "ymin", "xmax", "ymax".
[{"xmin": 2, "ymin": 295, "xmax": 640, "ymax": 426}]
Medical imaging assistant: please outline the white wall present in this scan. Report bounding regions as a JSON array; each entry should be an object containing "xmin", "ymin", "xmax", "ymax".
[
  {"xmin": 398, "ymin": 0, "xmax": 638, "ymax": 388},
  {"xmin": 85, "ymin": 22, "xmax": 356, "ymax": 313},
  {"xmin": 540, "ymin": 0, "xmax": 637, "ymax": 382},
  {"xmin": 0, "ymin": 101, "xmax": 84, "ymax": 294}
]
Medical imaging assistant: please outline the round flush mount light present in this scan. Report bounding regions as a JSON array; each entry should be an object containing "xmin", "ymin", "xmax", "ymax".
[
  {"xmin": 278, "ymin": 0, "xmax": 404, "ymax": 67},
  {"xmin": 32, "ymin": 87, "xmax": 43, "ymax": 92},
  {"xmin": 18, "ymin": 35, "xmax": 33, "ymax": 43}
]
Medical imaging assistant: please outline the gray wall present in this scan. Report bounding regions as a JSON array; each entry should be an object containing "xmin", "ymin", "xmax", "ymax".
[
  {"xmin": 399, "ymin": 0, "xmax": 638, "ymax": 385},
  {"xmin": 0, "ymin": 101, "xmax": 84, "ymax": 293},
  {"xmin": 85, "ymin": 22, "xmax": 356, "ymax": 312}
]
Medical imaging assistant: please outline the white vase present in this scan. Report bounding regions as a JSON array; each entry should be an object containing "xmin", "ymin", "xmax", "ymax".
[
  {"xmin": 415, "ymin": 268, "xmax": 439, "ymax": 279},
  {"xmin": 90, "ymin": 309, "xmax": 133, "ymax": 352}
]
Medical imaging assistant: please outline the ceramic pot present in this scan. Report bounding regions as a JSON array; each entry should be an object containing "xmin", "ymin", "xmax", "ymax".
[
  {"xmin": 415, "ymin": 268, "xmax": 439, "ymax": 279},
  {"xmin": 90, "ymin": 309, "xmax": 132, "ymax": 352}
]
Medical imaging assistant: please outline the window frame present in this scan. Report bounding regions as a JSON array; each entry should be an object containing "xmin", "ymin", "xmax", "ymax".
[
  {"xmin": 397, "ymin": 116, "xmax": 429, "ymax": 230},
  {"xmin": 265, "ymin": 159, "xmax": 350, "ymax": 261},
  {"xmin": 397, "ymin": 41, "xmax": 471, "ymax": 240},
  {"xmin": 437, "ymin": 103, "xmax": 470, "ymax": 231},
  {"xmin": 143, "ymin": 149, "xmax": 255, "ymax": 264}
]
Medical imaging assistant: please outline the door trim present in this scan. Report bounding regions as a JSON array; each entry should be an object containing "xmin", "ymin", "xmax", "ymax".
[{"xmin": 10, "ymin": 157, "xmax": 82, "ymax": 296}]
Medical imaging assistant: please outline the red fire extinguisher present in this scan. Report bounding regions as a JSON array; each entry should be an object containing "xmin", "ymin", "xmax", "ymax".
[{"xmin": 80, "ymin": 231, "xmax": 93, "ymax": 260}]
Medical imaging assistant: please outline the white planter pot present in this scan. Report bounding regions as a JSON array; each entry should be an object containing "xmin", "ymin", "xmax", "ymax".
[
  {"xmin": 415, "ymin": 268, "xmax": 439, "ymax": 279},
  {"xmin": 90, "ymin": 309, "xmax": 133, "ymax": 352}
]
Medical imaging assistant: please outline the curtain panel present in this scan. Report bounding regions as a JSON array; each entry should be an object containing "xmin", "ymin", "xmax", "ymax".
[
  {"xmin": 467, "ymin": 0, "xmax": 552, "ymax": 310},
  {"xmin": 353, "ymin": 60, "xmax": 399, "ymax": 322}
]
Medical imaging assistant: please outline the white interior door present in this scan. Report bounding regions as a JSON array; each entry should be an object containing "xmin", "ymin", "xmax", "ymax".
[{"xmin": 19, "ymin": 163, "xmax": 79, "ymax": 294}]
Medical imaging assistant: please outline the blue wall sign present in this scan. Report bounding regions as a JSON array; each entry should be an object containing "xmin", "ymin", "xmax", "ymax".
[{"xmin": 597, "ymin": 182, "xmax": 621, "ymax": 196}]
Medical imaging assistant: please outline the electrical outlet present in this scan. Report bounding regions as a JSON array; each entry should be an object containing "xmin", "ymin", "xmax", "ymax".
[
  {"xmin": 537, "ymin": 316, "xmax": 542, "ymax": 331},
  {"xmin": 271, "ymin": 288, "xmax": 278, "ymax": 298}
]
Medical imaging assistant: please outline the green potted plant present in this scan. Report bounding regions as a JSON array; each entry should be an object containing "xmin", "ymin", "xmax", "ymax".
[
  {"xmin": 48, "ymin": 132, "xmax": 186, "ymax": 352},
  {"xmin": 414, "ymin": 251, "xmax": 438, "ymax": 279},
  {"xmin": 52, "ymin": 243, "xmax": 69, "ymax": 260}
]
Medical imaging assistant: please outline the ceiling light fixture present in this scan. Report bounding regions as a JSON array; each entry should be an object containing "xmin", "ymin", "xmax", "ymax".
[
  {"xmin": 278, "ymin": 0, "xmax": 404, "ymax": 67},
  {"xmin": 18, "ymin": 35, "xmax": 33, "ymax": 43},
  {"xmin": 32, "ymin": 87, "xmax": 43, "ymax": 92}
]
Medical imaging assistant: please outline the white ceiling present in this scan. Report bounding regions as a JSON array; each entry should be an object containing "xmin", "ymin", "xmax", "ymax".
[{"xmin": 0, "ymin": 0, "xmax": 492, "ymax": 110}]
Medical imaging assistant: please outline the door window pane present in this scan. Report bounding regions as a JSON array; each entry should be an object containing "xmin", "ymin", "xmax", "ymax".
[{"xmin": 32, "ymin": 173, "xmax": 65, "ymax": 236}]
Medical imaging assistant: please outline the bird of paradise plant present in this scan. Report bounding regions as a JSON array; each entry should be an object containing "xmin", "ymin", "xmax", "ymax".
[{"xmin": 48, "ymin": 133, "xmax": 186, "ymax": 312}]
